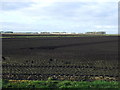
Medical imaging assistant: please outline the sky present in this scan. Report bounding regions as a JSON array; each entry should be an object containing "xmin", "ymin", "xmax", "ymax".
[{"xmin": 0, "ymin": 0, "xmax": 119, "ymax": 34}]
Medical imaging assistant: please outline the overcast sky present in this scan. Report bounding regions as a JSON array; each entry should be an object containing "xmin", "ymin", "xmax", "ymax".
[{"xmin": 0, "ymin": 0, "xmax": 118, "ymax": 34}]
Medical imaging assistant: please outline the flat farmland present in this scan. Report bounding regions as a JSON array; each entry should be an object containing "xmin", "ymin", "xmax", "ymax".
[{"xmin": 2, "ymin": 35, "xmax": 119, "ymax": 81}]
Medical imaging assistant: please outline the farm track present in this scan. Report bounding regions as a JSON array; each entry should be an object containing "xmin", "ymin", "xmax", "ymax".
[{"xmin": 2, "ymin": 35, "xmax": 119, "ymax": 81}]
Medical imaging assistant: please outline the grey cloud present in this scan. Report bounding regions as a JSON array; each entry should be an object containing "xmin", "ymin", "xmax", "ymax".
[
  {"xmin": 1, "ymin": 2, "xmax": 34, "ymax": 11},
  {"xmin": 39, "ymin": 2, "xmax": 117, "ymax": 23},
  {"xmin": 21, "ymin": 2, "xmax": 117, "ymax": 22}
]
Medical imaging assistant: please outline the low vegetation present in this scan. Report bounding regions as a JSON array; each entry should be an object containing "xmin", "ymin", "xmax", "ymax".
[{"xmin": 2, "ymin": 78, "xmax": 119, "ymax": 89}]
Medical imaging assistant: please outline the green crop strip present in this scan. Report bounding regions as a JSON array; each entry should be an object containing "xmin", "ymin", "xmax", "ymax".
[{"xmin": 2, "ymin": 79, "xmax": 120, "ymax": 89}]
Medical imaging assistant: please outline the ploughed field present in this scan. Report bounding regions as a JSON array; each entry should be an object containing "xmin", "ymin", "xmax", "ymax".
[{"xmin": 2, "ymin": 35, "xmax": 119, "ymax": 81}]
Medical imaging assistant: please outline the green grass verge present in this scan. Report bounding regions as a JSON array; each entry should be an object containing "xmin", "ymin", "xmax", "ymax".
[{"xmin": 2, "ymin": 79, "xmax": 120, "ymax": 89}]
